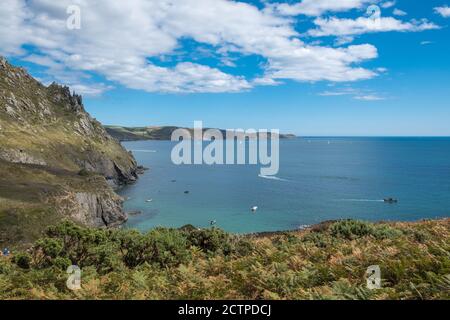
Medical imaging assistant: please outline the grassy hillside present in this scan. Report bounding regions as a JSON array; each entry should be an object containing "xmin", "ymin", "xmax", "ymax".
[
  {"xmin": 105, "ymin": 125, "xmax": 183, "ymax": 141},
  {"xmin": 0, "ymin": 57, "xmax": 137, "ymax": 183},
  {"xmin": 0, "ymin": 57, "xmax": 139, "ymax": 244},
  {"xmin": 1, "ymin": 219, "xmax": 448, "ymax": 300},
  {"xmin": 105, "ymin": 125, "xmax": 297, "ymax": 141},
  {"xmin": 0, "ymin": 160, "xmax": 126, "ymax": 247}
]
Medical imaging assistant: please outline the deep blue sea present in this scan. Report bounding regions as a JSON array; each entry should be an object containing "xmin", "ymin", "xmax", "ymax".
[{"xmin": 119, "ymin": 137, "xmax": 450, "ymax": 233}]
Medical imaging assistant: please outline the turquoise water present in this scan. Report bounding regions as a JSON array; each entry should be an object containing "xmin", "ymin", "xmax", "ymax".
[{"xmin": 120, "ymin": 137, "xmax": 450, "ymax": 233}]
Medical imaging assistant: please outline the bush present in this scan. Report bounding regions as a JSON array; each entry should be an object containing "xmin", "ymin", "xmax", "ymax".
[
  {"xmin": 145, "ymin": 228, "xmax": 190, "ymax": 267},
  {"xmin": 13, "ymin": 252, "xmax": 32, "ymax": 269},
  {"xmin": 233, "ymin": 239, "xmax": 254, "ymax": 257},
  {"xmin": 52, "ymin": 256, "xmax": 72, "ymax": 270},
  {"xmin": 330, "ymin": 220, "xmax": 402, "ymax": 240},
  {"xmin": 371, "ymin": 225, "xmax": 402, "ymax": 240},
  {"xmin": 186, "ymin": 228, "xmax": 233, "ymax": 254},
  {"xmin": 44, "ymin": 221, "xmax": 111, "ymax": 267},
  {"xmin": 330, "ymin": 220, "xmax": 374, "ymax": 240},
  {"xmin": 302, "ymin": 232, "xmax": 329, "ymax": 248},
  {"xmin": 122, "ymin": 228, "xmax": 190, "ymax": 268}
]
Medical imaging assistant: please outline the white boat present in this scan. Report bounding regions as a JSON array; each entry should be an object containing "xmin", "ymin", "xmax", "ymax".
[
  {"xmin": 146, "ymin": 199, "xmax": 153, "ymax": 203},
  {"xmin": 251, "ymin": 206, "xmax": 258, "ymax": 212}
]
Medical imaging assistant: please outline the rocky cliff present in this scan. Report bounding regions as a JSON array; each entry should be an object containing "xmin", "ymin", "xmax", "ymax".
[
  {"xmin": 0, "ymin": 57, "xmax": 138, "ymax": 186},
  {"xmin": 0, "ymin": 57, "xmax": 138, "ymax": 245}
]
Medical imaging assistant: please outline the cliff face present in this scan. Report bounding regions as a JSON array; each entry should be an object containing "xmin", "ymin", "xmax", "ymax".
[
  {"xmin": 0, "ymin": 56, "xmax": 138, "ymax": 186},
  {"xmin": 0, "ymin": 57, "xmax": 138, "ymax": 244}
]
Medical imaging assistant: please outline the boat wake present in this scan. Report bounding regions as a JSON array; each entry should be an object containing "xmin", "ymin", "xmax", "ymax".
[
  {"xmin": 258, "ymin": 174, "xmax": 288, "ymax": 182},
  {"xmin": 130, "ymin": 149, "xmax": 157, "ymax": 153},
  {"xmin": 338, "ymin": 199, "xmax": 385, "ymax": 202}
]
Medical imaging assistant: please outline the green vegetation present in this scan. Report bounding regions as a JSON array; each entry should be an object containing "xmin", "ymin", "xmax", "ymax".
[
  {"xmin": 104, "ymin": 125, "xmax": 181, "ymax": 141},
  {"xmin": 104, "ymin": 125, "xmax": 297, "ymax": 142},
  {"xmin": 0, "ymin": 160, "xmax": 118, "ymax": 247},
  {"xmin": 1, "ymin": 219, "xmax": 448, "ymax": 300},
  {"xmin": 1, "ymin": 57, "xmax": 137, "ymax": 246}
]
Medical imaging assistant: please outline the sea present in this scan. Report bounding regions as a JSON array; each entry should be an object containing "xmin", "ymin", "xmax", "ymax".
[{"xmin": 119, "ymin": 137, "xmax": 450, "ymax": 233}]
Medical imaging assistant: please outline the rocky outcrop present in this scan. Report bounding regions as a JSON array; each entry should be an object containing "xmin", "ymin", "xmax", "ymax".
[
  {"xmin": 0, "ymin": 148, "xmax": 47, "ymax": 166},
  {"xmin": 48, "ymin": 189, "xmax": 127, "ymax": 228},
  {"xmin": 72, "ymin": 192, "xmax": 127, "ymax": 227},
  {"xmin": 0, "ymin": 56, "xmax": 138, "ymax": 186},
  {"xmin": 0, "ymin": 57, "xmax": 140, "ymax": 229}
]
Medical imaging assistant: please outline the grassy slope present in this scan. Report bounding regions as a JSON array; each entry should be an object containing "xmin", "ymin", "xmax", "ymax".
[
  {"xmin": 105, "ymin": 125, "xmax": 297, "ymax": 141},
  {"xmin": 0, "ymin": 59, "xmax": 136, "ymax": 173},
  {"xmin": 0, "ymin": 161, "xmax": 114, "ymax": 247},
  {"xmin": 0, "ymin": 58, "xmax": 137, "ymax": 245},
  {"xmin": 0, "ymin": 219, "xmax": 448, "ymax": 300}
]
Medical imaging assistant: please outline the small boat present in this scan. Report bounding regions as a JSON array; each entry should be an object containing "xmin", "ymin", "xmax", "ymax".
[
  {"xmin": 251, "ymin": 206, "xmax": 258, "ymax": 212},
  {"xmin": 210, "ymin": 220, "xmax": 217, "ymax": 226},
  {"xmin": 384, "ymin": 198, "xmax": 398, "ymax": 204},
  {"xmin": 146, "ymin": 199, "xmax": 153, "ymax": 203}
]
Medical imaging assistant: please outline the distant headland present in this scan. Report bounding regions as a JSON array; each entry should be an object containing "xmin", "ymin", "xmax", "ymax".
[{"xmin": 104, "ymin": 125, "xmax": 297, "ymax": 142}]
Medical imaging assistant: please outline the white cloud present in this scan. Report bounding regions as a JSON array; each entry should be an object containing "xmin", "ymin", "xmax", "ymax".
[
  {"xmin": 0, "ymin": 0, "xmax": 31, "ymax": 55},
  {"xmin": 354, "ymin": 94, "xmax": 385, "ymax": 101},
  {"xmin": 319, "ymin": 87, "xmax": 385, "ymax": 101},
  {"xmin": 393, "ymin": 9, "xmax": 407, "ymax": 16},
  {"xmin": 308, "ymin": 16, "xmax": 439, "ymax": 37},
  {"xmin": 434, "ymin": 6, "xmax": 450, "ymax": 18},
  {"xmin": 271, "ymin": 0, "xmax": 375, "ymax": 17},
  {"xmin": 0, "ymin": 0, "xmax": 385, "ymax": 94},
  {"xmin": 319, "ymin": 88, "xmax": 359, "ymax": 96},
  {"xmin": 69, "ymin": 83, "xmax": 114, "ymax": 97},
  {"xmin": 381, "ymin": 1, "xmax": 396, "ymax": 9}
]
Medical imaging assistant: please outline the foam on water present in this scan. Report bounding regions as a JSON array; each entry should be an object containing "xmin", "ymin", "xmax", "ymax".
[{"xmin": 258, "ymin": 174, "xmax": 289, "ymax": 182}]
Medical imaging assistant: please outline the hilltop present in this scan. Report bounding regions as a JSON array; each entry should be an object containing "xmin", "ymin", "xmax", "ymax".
[
  {"xmin": 0, "ymin": 57, "xmax": 139, "ymax": 246},
  {"xmin": 105, "ymin": 125, "xmax": 297, "ymax": 142}
]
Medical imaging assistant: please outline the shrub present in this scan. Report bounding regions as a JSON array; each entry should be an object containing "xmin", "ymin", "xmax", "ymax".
[
  {"xmin": 412, "ymin": 230, "xmax": 430, "ymax": 243},
  {"xmin": 330, "ymin": 220, "xmax": 374, "ymax": 240},
  {"xmin": 35, "ymin": 238, "xmax": 64, "ymax": 258},
  {"xmin": 122, "ymin": 228, "xmax": 190, "ymax": 268},
  {"xmin": 330, "ymin": 220, "xmax": 402, "ymax": 240},
  {"xmin": 302, "ymin": 232, "xmax": 329, "ymax": 248},
  {"xmin": 144, "ymin": 228, "xmax": 190, "ymax": 267},
  {"xmin": 371, "ymin": 225, "xmax": 402, "ymax": 240},
  {"xmin": 186, "ymin": 228, "xmax": 233, "ymax": 255},
  {"xmin": 13, "ymin": 252, "xmax": 32, "ymax": 269},
  {"xmin": 52, "ymin": 256, "xmax": 72, "ymax": 270},
  {"xmin": 233, "ymin": 238, "xmax": 254, "ymax": 257}
]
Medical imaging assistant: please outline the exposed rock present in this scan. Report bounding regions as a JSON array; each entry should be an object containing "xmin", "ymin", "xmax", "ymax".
[
  {"xmin": 0, "ymin": 56, "xmax": 139, "ymax": 185},
  {"xmin": 0, "ymin": 148, "xmax": 47, "ymax": 166},
  {"xmin": 127, "ymin": 210, "xmax": 143, "ymax": 216},
  {"xmin": 51, "ymin": 191, "xmax": 128, "ymax": 228},
  {"xmin": 136, "ymin": 165, "xmax": 149, "ymax": 174},
  {"xmin": 0, "ymin": 56, "xmax": 140, "ymax": 231}
]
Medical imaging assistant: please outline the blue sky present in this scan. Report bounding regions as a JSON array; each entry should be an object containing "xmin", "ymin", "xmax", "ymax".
[{"xmin": 2, "ymin": 0, "xmax": 450, "ymax": 136}]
